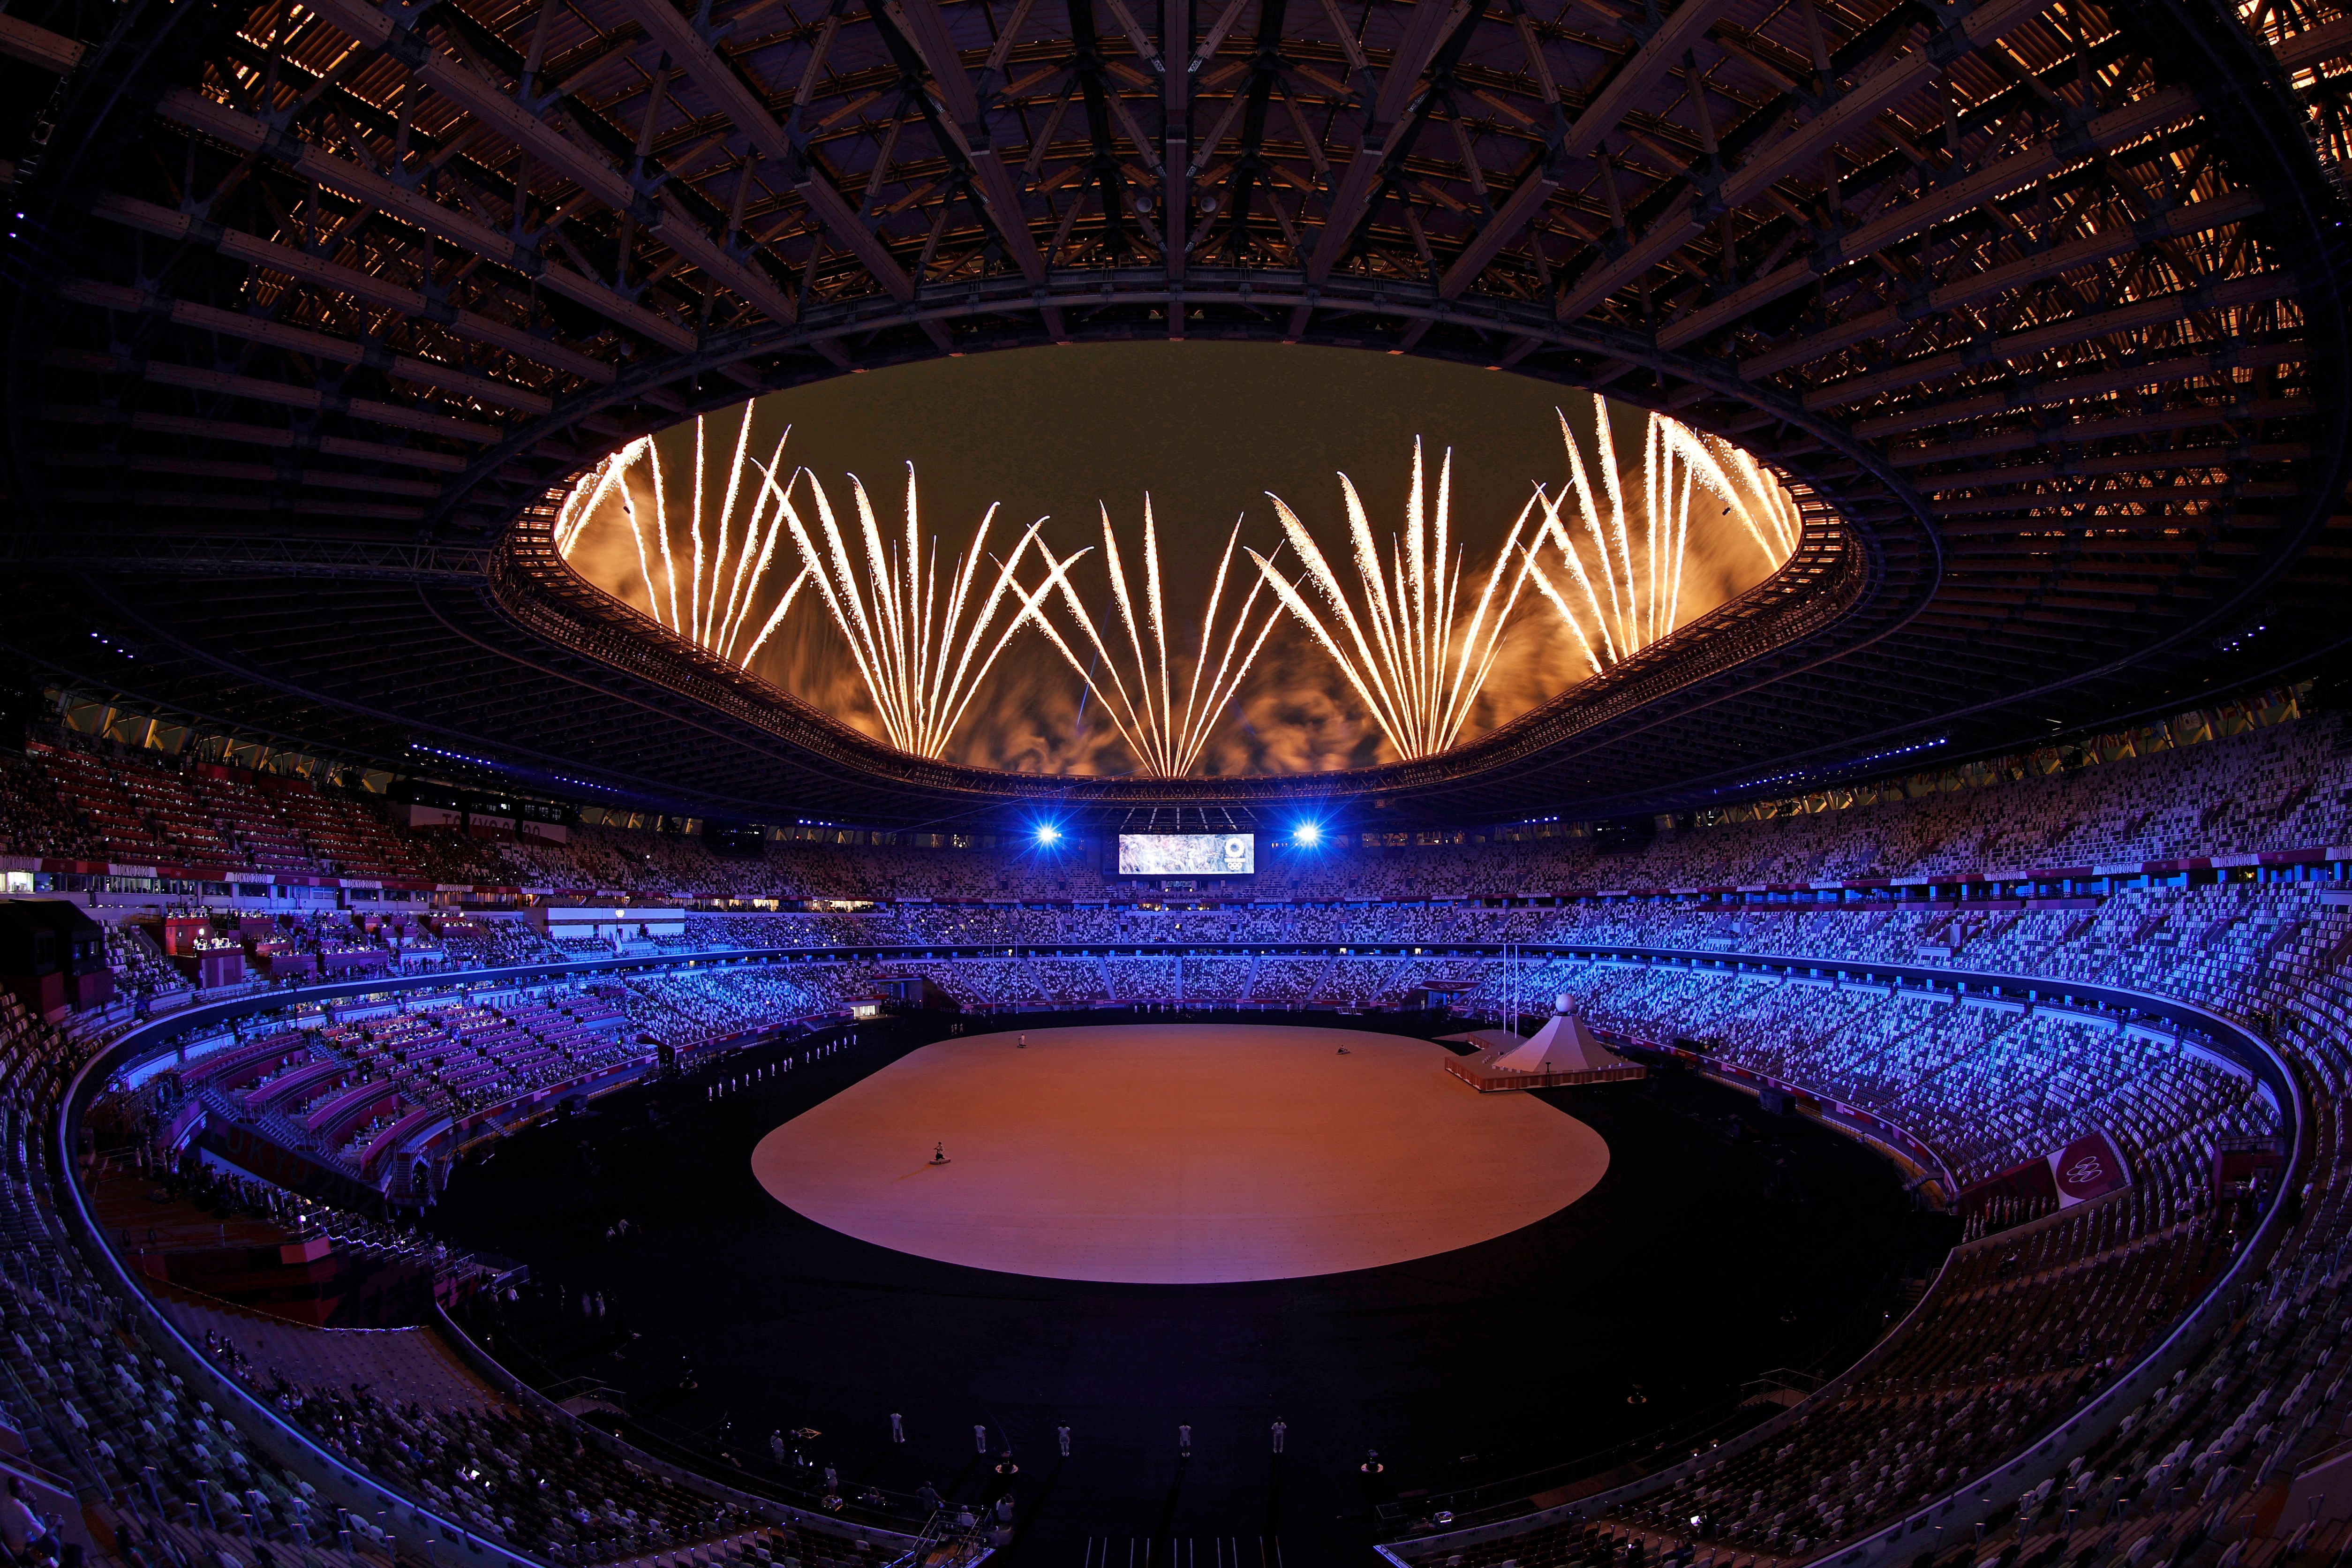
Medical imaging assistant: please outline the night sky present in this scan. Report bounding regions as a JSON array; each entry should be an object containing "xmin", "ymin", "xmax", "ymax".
[{"xmin": 565, "ymin": 342, "xmax": 1785, "ymax": 775}]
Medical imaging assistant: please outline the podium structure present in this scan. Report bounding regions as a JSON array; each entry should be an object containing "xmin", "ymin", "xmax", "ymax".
[{"xmin": 1444, "ymin": 995, "xmax": 1648, "ymax": 1092}]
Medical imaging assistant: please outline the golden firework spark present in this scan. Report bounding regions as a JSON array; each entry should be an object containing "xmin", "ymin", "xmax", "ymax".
[
  {"xmin": 750, "ymin": 460, "xmax": 1088, "ymax": 761},
  {"xmin": 553, "ymin": 411, "xmax": 812, "ymax": 668},
  {"xmin": 1523, "ymin": 396, "xmax": 1802, "ymax": 675},
  {"xmin": 1250, "ymin": 439, "xmax": 1541, "ymax": 761},
  {"xmin": 1020, "ymin": 497, "xmax": 1289, "ymax": 777},
  {"xmin": 558, "ymin": 398, "xmax": 1803, "ymax": 768}
]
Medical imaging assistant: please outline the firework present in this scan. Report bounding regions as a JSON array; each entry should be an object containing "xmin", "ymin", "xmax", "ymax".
[
  {"xmin": 1523, "ymin": 397, "xmax": 1802, "ymax": 675},
  {"xmin": 750, "ymin": 461, "xmax": 1088, "ymax": 761},
  {"xmin": 552, "ymin": 440, "xmax": 641, "ymax": 555},
  {"xmin": 1020, "ymin": 497, "xmax": 1289, "ymax": 777},
  {"xmin": 557, "ymin": 397, "xmax": 1803, "ymax": 769},
  {"xmin": 553, "ymin": 411, "xmax": 812, "ymax": 668},
  {"xmin": 1250, "ymin": 440, "xmax": 1542, "ymax": 761}
]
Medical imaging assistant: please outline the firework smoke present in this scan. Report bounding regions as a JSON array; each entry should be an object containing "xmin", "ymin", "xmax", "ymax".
[
  {"xmin": 552, "ymin": 410, "xmax": 813, "ymax": 668},
  {"xmin": 1249, "ymin": 439, "xmax": 1542, "ymax": 762},
  {"xmin": 1019, "ymin": 498, "xmax": 1290, "ymax": 778},
  {"xmin": 750, "ymin": 461, "xmax": 1086, "ymax": 761},
  {"xmin": 1522, "ymin": 397, "xmax": 1802, "ymax": 676}
]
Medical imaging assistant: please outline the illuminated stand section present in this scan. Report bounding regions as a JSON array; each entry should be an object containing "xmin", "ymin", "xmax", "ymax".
[{"xmin": 1446, "ymin": 994, "xmax": 1646, "ymax": 1092}]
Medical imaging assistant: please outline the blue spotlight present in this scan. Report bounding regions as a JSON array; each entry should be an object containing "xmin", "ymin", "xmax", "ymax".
[
  {"xmin": 1034, "ymin": 823, "xmax": 1063, "ymax": 846},
  {"xmin": 1293, "ymin": 821, "xmax": 1323, "ymax": 847}
]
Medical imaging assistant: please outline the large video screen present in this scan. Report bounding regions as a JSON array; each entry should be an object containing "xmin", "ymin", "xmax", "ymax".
[{"xmin": 1118, "ymin": 833, "xmax": 1256, "ymax": 877}]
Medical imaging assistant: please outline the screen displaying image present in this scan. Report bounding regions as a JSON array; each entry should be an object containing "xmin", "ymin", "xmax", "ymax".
[{"xmin": 1118, "ymin": 833, "xmax": 1256, "ymax": 876}]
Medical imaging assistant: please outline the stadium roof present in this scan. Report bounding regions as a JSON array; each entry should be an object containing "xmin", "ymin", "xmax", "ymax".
[{"xmin": 4, "ymin": 0, "xmax": 2350, "ymax": 828}]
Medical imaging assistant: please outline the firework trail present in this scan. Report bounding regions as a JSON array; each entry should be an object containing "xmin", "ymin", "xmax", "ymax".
[
  {"xmin": 750, "ymin": 460, "xmax": 1088, "ymax": 761},
  {"xmin": 1249, "ymin": 439, "xmax": 1541, "ymax": 761},
  {"xmin": 556, "ymin": 398, "xmax": 1803, "ymax": 768},
  {"xmin": 552, "ymin": 411, "xmax": 812, "ymax": 668},
  {"xmin": 1020, "ymin": 496, "xmax": 1289, "ymax": 777},
  {"xmin": 1523, "ymin": 396, "xmax": 1802, "ymax": 675}
]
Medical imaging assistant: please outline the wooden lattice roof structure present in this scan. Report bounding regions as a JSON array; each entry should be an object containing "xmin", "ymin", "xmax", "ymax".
[{"xmin": 2, "ymin": 0, "xmax": 2349, "ymax": 825}]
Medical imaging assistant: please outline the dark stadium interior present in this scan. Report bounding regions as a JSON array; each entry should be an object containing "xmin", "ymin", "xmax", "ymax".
[{"xmin": 12, "ymin": 0, "xmax": 2352, "ymax": 1561}]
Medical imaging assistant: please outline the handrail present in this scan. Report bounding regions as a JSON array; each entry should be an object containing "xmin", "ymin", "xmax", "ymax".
[
  {"xmin": 46, "ymin": 980, "xmax": 897, "ymax": 1568},
  {"xmin": 53, "ymin": 1022, "xmax": 549, "ymax": 1568},
  {"xmin": 63, "ymin": 943, "xmax": 2297, "ymax": 1568},
  {"xmin": 1370, "ymin": 952, "xmax": 2304, "ymax": 1561}
]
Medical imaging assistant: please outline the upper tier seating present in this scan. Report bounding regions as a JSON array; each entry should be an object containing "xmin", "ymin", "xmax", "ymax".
[{"xmin": 5, "ymin": 709, "xmax": 2340, "ymax": 910}]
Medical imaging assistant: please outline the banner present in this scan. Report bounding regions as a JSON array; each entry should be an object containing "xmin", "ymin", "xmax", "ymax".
[{"xmin": 2047, "ymin": 1128, "xmax": 2131, "ymax": 1208}]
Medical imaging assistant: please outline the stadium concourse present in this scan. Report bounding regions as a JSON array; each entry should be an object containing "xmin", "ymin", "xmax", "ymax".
[{"xmin": 0, "ymin": 698, "xmax": 2336, "ymax": 1562}]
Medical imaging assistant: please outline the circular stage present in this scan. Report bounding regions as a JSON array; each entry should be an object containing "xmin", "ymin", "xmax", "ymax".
[{"xmin": 749, "ymin": 1023, "xmax": 1610, "ymax": 1283}]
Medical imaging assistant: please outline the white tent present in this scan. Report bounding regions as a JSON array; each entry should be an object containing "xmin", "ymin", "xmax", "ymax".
[{"xmin": 1488, "ymin": 995, "xmax": 1620, "ymax": 1074}]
